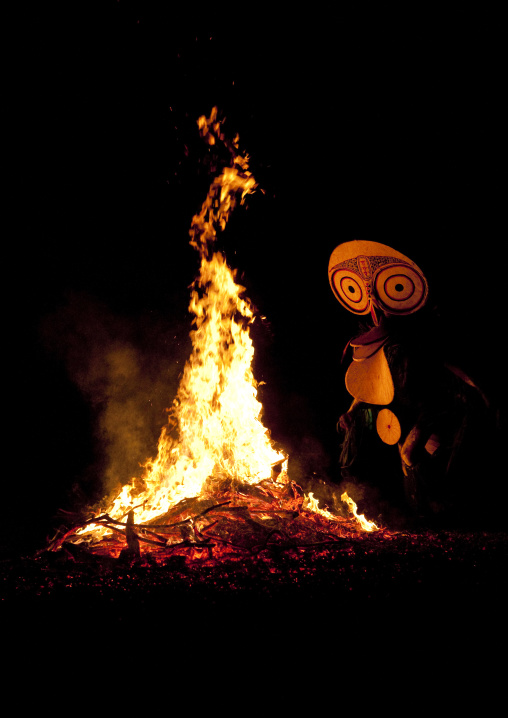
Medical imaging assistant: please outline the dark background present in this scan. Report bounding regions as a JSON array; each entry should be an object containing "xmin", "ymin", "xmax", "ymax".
[{"xmin": 9, "ymin": 3, "xmax": 504, "ymax": 554}]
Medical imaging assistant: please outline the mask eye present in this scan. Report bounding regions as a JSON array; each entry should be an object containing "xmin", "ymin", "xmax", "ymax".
[
  {"xmin": 330, "ymin": 269, "xmax": 370, "ymax": 314},
  {"xmin": 374, "ymin": 264, "xmax": 427, "ymax": 314}
]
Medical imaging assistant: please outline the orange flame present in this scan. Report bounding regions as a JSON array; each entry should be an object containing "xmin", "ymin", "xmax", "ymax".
[
  {"xmin": 79, "ymin": 109, "xmax": 286, "ymax": 540},
  {"xmin": 341, "ymin": 491, "xmax": 378, "ymax": 532},
  {"xmin": 303, "ymin": 492, "xmax": 339, "ymax": 521}
]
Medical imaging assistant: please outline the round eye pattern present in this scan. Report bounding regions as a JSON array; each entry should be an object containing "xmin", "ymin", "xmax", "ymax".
[
  {"xmin": 331, "ymin": 269, "xmax": 370, "ymax": 314},
  {"xmin": 374, "ymin": 264, "xmax": 428, "ymax": 314}
]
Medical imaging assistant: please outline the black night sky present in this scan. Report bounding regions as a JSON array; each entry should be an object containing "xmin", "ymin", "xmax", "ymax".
[{"xmin": 10, "ymin": 4, "xmax": 505, "ymax": 555}]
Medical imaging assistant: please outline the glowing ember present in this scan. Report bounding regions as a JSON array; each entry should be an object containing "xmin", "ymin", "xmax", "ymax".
[{"xmin": 67, "ymin": 108, "xmax": 377, "ymax": 550}]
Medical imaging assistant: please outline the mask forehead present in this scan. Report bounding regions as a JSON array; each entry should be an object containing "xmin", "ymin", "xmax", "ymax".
[{"xmin": 329, "ymin": 240, "xmax": 421, "ymax": 270}]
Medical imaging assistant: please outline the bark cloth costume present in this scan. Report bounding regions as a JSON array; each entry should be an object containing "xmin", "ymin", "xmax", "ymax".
[{"xmin": 329, "ymin": 240, "xmax": 492, "ymax": 519}]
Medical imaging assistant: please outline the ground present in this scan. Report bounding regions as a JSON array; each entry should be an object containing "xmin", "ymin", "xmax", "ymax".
[{"xmin": 3, "ymin": 523, "xmax": 506, "ymax": 628}]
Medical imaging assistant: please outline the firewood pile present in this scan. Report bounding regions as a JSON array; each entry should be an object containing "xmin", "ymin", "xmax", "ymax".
[{"xmin": 45, "ymin": 478, "xmax": 382, "ymax": 562}]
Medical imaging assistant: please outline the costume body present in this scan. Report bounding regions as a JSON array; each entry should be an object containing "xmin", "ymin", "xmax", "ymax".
[{"xmin": 329, "ymin": 240, "xmax": 488, "ymax": 517}]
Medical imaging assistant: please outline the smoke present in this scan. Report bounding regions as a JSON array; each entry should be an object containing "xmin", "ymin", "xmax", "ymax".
[{"xmin": 40, "ymin": 292, "xmax": 191, "ymax": 498}]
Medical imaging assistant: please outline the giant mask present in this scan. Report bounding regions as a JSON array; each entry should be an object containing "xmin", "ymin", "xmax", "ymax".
[
  {"xmin": 329, "ymin": 240, "xmax": 492, "ymax": 517},
  {"xmin": 329, "ymin": 240, "xmax": 429, "ymax": 408},
  {"xmin": 329, "ymin": 240, "xmax": 429, "ymax": 449}
]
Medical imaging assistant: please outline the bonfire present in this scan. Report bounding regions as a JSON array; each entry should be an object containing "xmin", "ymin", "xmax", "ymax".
[{"xmin": 47, "ymin": 108, "xmax": 379, "ymax": 563}]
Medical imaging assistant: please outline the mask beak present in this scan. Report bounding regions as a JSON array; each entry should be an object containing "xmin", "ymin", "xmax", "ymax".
[{"xmin": 370, "ymin": 303, "xmax": 380, "ymax": 326}]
